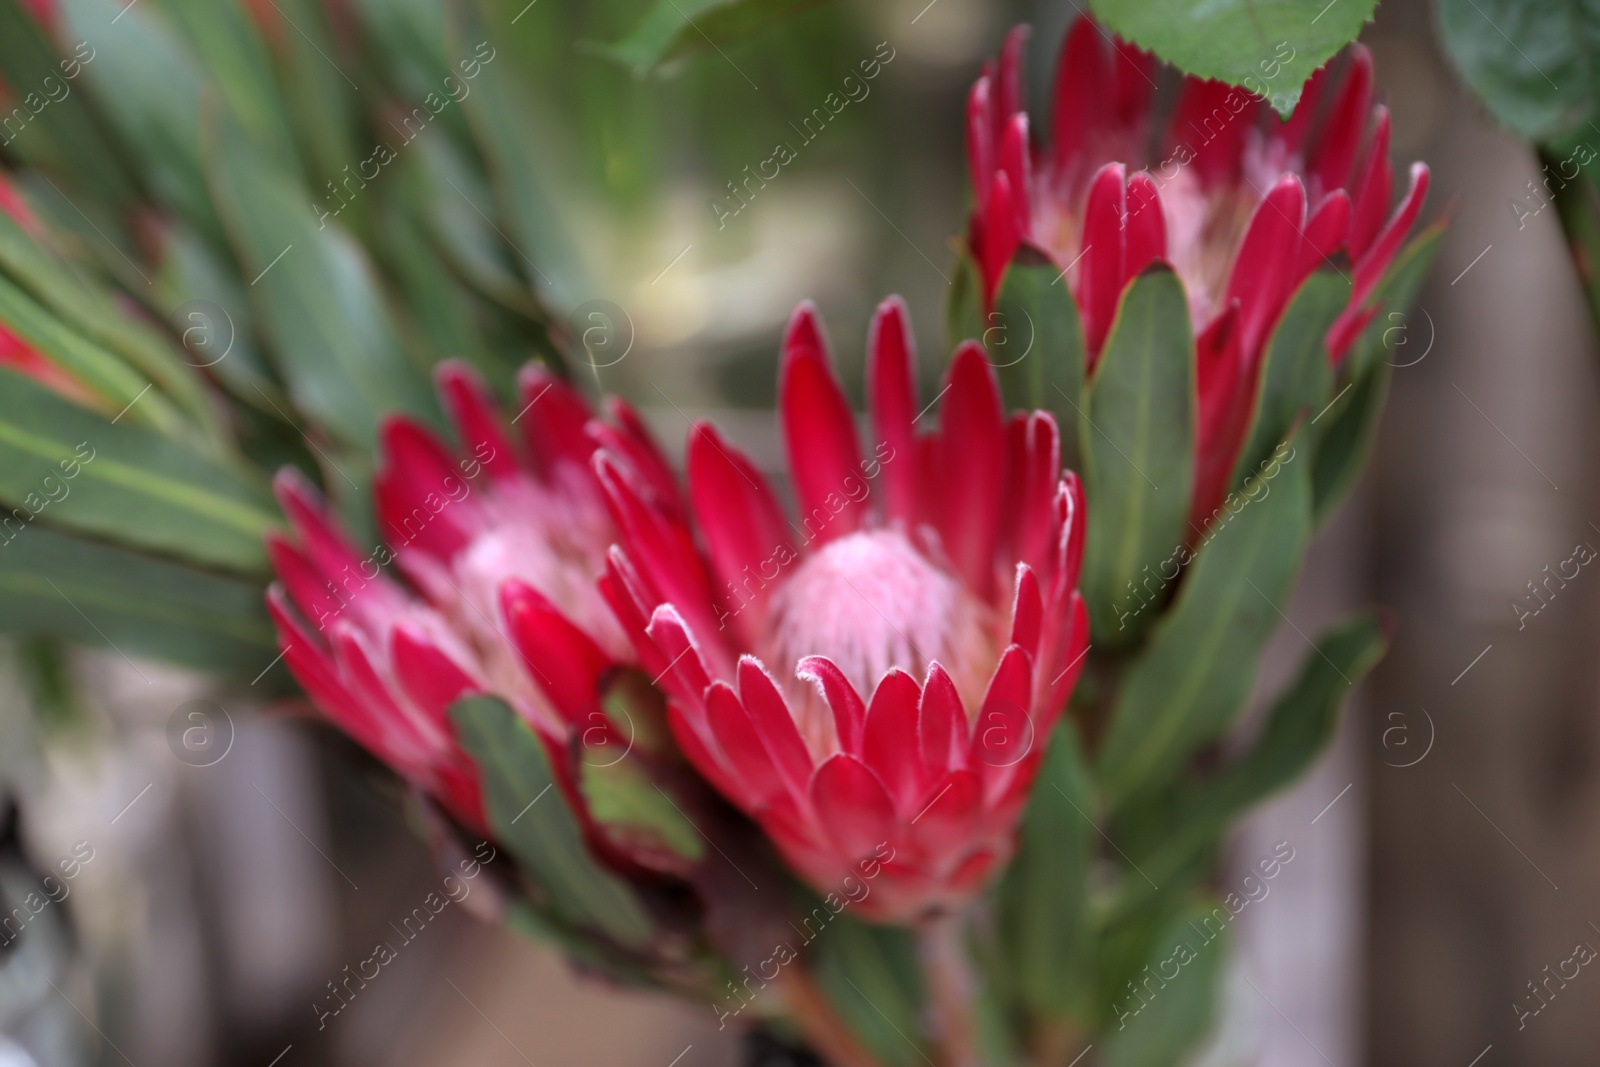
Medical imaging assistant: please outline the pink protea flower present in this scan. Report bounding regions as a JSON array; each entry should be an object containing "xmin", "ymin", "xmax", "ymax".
[
  {"xmin": 967, "ymin": 18, "xmax": 1430, "ymax": 529},
  {"xmin": 598, "ymin": 297, "xmax": 1089, "ymax": 922},
  {"xmin": 265, "ymin": 360, "xmax": 680, "ymax": 853}
]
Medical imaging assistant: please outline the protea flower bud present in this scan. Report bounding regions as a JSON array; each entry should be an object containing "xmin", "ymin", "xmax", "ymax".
[
  {"xmin": 265, "ymin": 360, "xmax": 681, "ymax": 860},
  {"xmin": 599, "ymin": 297, "xmax": 1089, "ymax": 923},
  {"xmin": 966, "ymin": 18, "xmax": 1430, "ymax": 529}
]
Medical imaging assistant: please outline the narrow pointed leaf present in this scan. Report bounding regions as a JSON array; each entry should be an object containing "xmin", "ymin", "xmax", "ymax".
[
  {"xmin": 1098, "ymin": 439, "xmax": 1311, "ymax": 809},
  {"xmin": 1080, "ymin": 267, "xmax": 1195, "ymax": 647},
  {"xmin": 990, "ymin": 251, "xmax": 1087, "ymax": 468},
  {"xmin": 1227, "ymin": 270, "xmax": 1346, "ymax": 492},
  {"xmin": 813, "ymin": 915, "xmax": 930, "ymax": 1067},
  {"xmin": 450, "ymin": 695, "xmax": 653, "ymax": 949},
  {"xmin": 1099, "ymin": 900, "xmax": 1228, "ymax": 1067}
]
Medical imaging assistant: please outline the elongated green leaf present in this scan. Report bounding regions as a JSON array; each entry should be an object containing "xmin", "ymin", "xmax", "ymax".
[
  {"xmin": 266, "ymin": 0, "xmax": 363, "ymax": 195},
  {"xmin": 602, "ymin": 0, "xmax": 827, "ymax": 72},
  {"xmin": 1311, "ymin": 361, "xmax": 1388, "ymax": 525},
  {"xmin": 1227, "ymin": 271, "xmax": 1346, "ymax": 492},
  {"xmin": 0, "ymin": 0, "xmax": 138, "ymax": 208},
  {"xmin": 0, "ymin": 523, "xmax": 274, "ymax": 675},
  {"xmin": 59, "ymin": 0, "xmax": 218, "ymax": 234},
  {"xmin": 1109, "ymin": 615, "xmax": 1387, "ymax": 924},
  {"xmin": 1099, "ymin": 901, "xmax": 1227, "ymax": 1067},
  {"xmin": 1080, "ymin": 267, "xmax": 1194, "ymax": 648},
  {"xmin": 946, "ymin": 249, "xmax": 987, "ymax": 352},
  {"xmin": 1097, "ymin": 443, "xmax": 1311, "ymax": 809},
  {"xmin": 206, "ymin": 111, "xmax": 438, "ymax": 448},
  {"xmin": 1088, "ymin": 0, "xmax": 1376, "ymax": 116},
  {"xmin": 990, "ymin": 252, "xmax": 1086, "ymax": 469},
  {"xmin": 996, "ymin": 724, "xmax": 1095, "ymax": 1023},
  {"xmin": 0, "ymin": 212, "xmax": 224, "ymax": 443},
  {"xmin": 156, "ymin": 0, "xmax": 302, "ymax": 175},
  {"xmin": 1437, "ymin": 0, "xmax": 1600, "ymax": 142},
  {"xmin": 1341, "ymin": 222, "xmax": 1445, "ymax": 385},
  {"xmin": 0, "ymin": 272, "xmax": 188, "ymax": 434},
  {"xmin": 813, "ymin": 915, "xmax": 928, "ymax": 1067},
  {"xmin": 451, "ymin": 6, "xmax": 585, "ymax": 306},
  {"xmin": 450, "ymin": 695, "xmax": 653, "ymax": 949},
  {"xmin": 0, "ymin": 369, "xmax": 277, "ymax": 572}
]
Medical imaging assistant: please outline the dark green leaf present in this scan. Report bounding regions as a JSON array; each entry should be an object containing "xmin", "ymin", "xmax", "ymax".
[
  {"xmin": 1088, "ymin": 0, "xmax": 1377, "ymax": 116},
  {"xmin": 602, "ymin": 0, "xmax": 829, "ymax": 73},
  {"xmin": 990, "ymin": 252, "xmax": 1086, "ymax": 469},
  {"xmin": 1079, "ymin": 267, "xmax": 1194, "ymax": 648},
  {"xmin": 450, "ymin": 695, "xmax": 653, "ymax": 949},
  {"xmin": 1099, "ymin": 901, "xmax": 1228, "ymax": 1067},
  {"xmin": 1097, "ymin": 442, "xmax": 1312, "ymax": 810},
  {"xmin": 1109, "ymin": 614, "xmax": 1387, "ymax": 924},
  {"xmin": 206, "ymin": 111, "xmax": 438, "ymax": 448},
  {"xmin": 946, "ymin": 249, "xmax": 988, "ymax": 353},
  {"xmin": 1436, "ymin": 0, "xmax": 1600, "ymax": 141},
  {"xmin": 996, "ymin": 724, "xmax": 1095, "ymax": 1023},
  {"xmin": 1311, "ymin": 361, "xmax": 1388, "ymax": 525},
  {"xmin": 813, "ymin": 915, "xmax": 929, "ymax": 1067},
  {"xmin": 0, "ymin": 368, "xmax": 277, "ymax": 573},
  {"xmin": 1228, "ymin": 271, "xmax": 1346, "ymax": 492},
  {"xmin": 0, "ymin": 523, "xmax": 274, "ymax": 674}
]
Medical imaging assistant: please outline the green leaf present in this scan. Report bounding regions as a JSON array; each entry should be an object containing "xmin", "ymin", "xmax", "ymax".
[
  {"xmin": 205, "ymin": 110, "xmax": 439, "ymax": 448},
  {"xmin": 451, "ymin": 6, "xmax": 585, "ymax": 306},
  {"xmin": 1227, "ymin": 271, "xmax": 1346, "ymax": 493},
  {"xmin": 59, "ymin": 0, "xmax": 218, "ymax": 234},
  {"xmin": 1436, "ymin": 0, "xmax": 1600, "ymax": 142},
  {"xmin": 1079, "ymin": 267, "xmax": 1195, "ymax": 648},
  {"xmin": 0, "ymin": 368, "xmax": 277, "ymax": 573},
  {"xmin": 1109, "ymin": 614, "xmax": 1388, "ymax": 923},
  {"xmin": 450, "ymin": 695, "xmax": 653, "ymax": 949},
  {"xmin": 578, "ymin": 756, "xmax": 704, "ymax": 866},
  {"xmin": 601, "ymin": 0, "xmax": 829, "ymax": 72},
  {"xmin": 0, "ymin": 0, "xmax": 138, "ymax": 209},
  {"xmin": 813, "ymin": 915, "xmax": 929, "ymax": 1067},
  {"xmin": 1342, "ymin": 222, "xmax": 1445, "ymax": 385},
  {"xmin": 1097, "ymin": 441, "xmax": 1312, "ymax": 810},
  {"xmin": 990, "ymin": 251, "xmax": 1086, "ymax": 469},
  {"xmin": 1099, "ymin": 901, "xmax": 1228, "ymax": 1067},
  {"xmin": 946, "ymin": 249, "xmax": 988, "ymax": 353},
  {"xmin": 1088, "ymin": 0, "xmax": 1377, "ymax": 116},
  {"xmin": 0, "ymin": 523, "xmax": 275, "ymax": 675},
  {"xmin": 1311, "ymin": 361, "xmax": 1389, "ymax": 525},
  {"xmin": 996, "ymin": 724, "xmax": 1095, "ymax": 1023}
]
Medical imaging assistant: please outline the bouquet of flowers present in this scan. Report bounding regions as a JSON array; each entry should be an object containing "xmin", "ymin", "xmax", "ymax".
[{"xmin": 0, "ymin": 2, "xmax": 1438, "ymax": 1064}]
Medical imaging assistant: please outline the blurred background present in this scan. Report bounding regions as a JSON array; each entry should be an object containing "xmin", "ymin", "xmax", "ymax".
[{"xmin": 0, "ymin": 0, "xmax": 1593, "ymax": 1064}]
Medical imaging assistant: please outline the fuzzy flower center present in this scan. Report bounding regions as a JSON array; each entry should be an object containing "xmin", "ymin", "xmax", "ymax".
[{"xmin": 763, "ymin": 529, "xmax": 998, "ymax": 754}]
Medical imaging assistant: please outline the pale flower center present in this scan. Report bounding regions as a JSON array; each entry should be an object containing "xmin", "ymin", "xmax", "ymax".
[{"xmin": 763, "ymin": 529, "xmax": 999, "ymax": 755}]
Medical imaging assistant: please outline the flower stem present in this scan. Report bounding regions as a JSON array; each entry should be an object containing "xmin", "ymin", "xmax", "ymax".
[
  {"xmin": 777, "ymin": 965, "xmax": 883, "ymax": 1067},
  {"xmin": 918, "ymin": 912, "xmax": 980, "ymax": 1067}
]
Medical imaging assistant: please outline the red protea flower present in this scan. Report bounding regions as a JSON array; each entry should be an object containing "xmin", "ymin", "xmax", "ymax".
[
  {"xmin": 598, "ymin": 297, "xmax": 1089, "ymax": 922},
  {"xmin": 265, "ymin": 360, "xmax": 679, "ymax": 839},
  {"xmin": 966, "ymin": 18, "xmax": 1430, "ymax": 529}
]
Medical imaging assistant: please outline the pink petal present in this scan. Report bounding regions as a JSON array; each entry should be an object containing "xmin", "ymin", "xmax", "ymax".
[
  {"xmin": 687, "ymin": 420, "xmax": 793, "ymax": 629},
  {"xmin": 375, "ymin": 417, "xmax": 473, "ymax": 561},
  {"xmin": 1049, "ymin": 18, "xmax": 1107, "ymax": 175},
  {"xmin": 434, "ymin": 360, "xmax": 521, "ymax": 482},
  {"xmin": 1077, "ymin": 162, "xmax": 1127, "ymax": 359},
  {"xmin": 967, "ymin": 75, "xmax": 997, "ymax": 203},
  {"xmin": 644, "ymin": 603, "xmax": 714, "ymax": 705},
  {"xmin": 515, "ymin": 364, "xmax": 596, "ymax": 478},
  {"xmin": 391, "ymin": 623, "xmax": 481, "ymax": 727},
  {"xmin": 861, "ymin": 669, "xmax": 929, "ymax": 813},
  {"xmin": 1009, "ymin": 564, "xmax": 1043, "ymax": 656},
  {"xmin": 999, "ymin": 113, "xmax": 1033, "ymax": 237},
  {"xmin": 1307, "ymin": 46, "xmax": 1374, "ymax": 199},
  {"xmin": 996, "ymin": 23, "xmax": 1030, "ymax": 123},
  {"xmin": 594, "ymin": 396, "xmax": 678, "ymax": 509},
  {"xmin": 919, "ymin": 662, "xmax": 968, "ymax": 773},
  {"xmin": 1124, "ymin": 170, "xmax": 1167, "ymax": 276},
  {"xmin": 500, "ymin": 579, "xmax": 610, "ymax": 725},
  {"xmin": 266, "ymin": 535, "xmax": 346, "ymax": 632},
  {"xmin": 1348, "ymin": 107, "xmax": 1394, "ymax": 260},
  {"xmin": 970, "ymin": 645, "xmax": 1035, "ymax": 799},
  {"xmin": 867, "ymin": 296, "xmax": 922, "ymax": 526},
  {"xmin": 810, "ymin": 754, "xmax": 897, "ymax": 862},
  {"xmin": 1298, "ymin": 191, "xmax": 1352, "ymax": 279},
  {"xmin": 1191, "ymin": 302, "xmax": 1248, "ymax": 534},
  {"xmin": 779, "ymin": 307, "xmax": 866, "ymax": 544},
  {"xmin": 706, "ymin": 682, "xmax": 785, "ymax": 807},
  {"xmin": 979, "ymin": 170, "xmax": 1022, "ymax": 307},
  {"xmin": 737, "ymin": 657, "xmax": 815, "ymax": 801},
  {"xmin": 797, "ymin": 655, "xmax": 866, "ymax": 756},
  {"xmin": 1224, "ymin": 174, "xmax": 1307, "ymax": 359},
  {"xmin": 1329, "ymin": 163, "xmax": 1430, "ymax": 358},
  {"xmin": 934, "ymin": 344, "xmax": 1005, "ymax": 599},
  {"xmin": 1167, "ymin": 77, "xmax": 1256, "ymax": 185}
]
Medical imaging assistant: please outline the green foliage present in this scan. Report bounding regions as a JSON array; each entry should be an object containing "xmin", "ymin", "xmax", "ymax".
[
  {"xmin": 1098, "ymin": 901, "xmax": 1228, "ymax": 1067},
  {"xmin": 1080, "ymin": 268, "xmax": 1195, "ymax": 648},
  {"xmin": 1436, "ymin": 0, "xmax": 1600, "ymax": 142},
  {"xmin": 1097, "ymin": 440, "xmax": 1312, "ymax": 811},
  {"xmin": 450, "ymin": 695, "xmax": 655, "ymax": 949},
  {"xmin": 813, "ymin": 915, "xmax": 930, "ymax": 1067},
  {"xmin": 1089, "ymin": 0, "xmax": 1378, "ymax": 116},
  {"xmin": 989, "ymin": 251, "xmax": 1087, "ymax": 470},
  {"xmin": 603, "ymin": 0, "xmax": 829, "ymax": 73}
]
